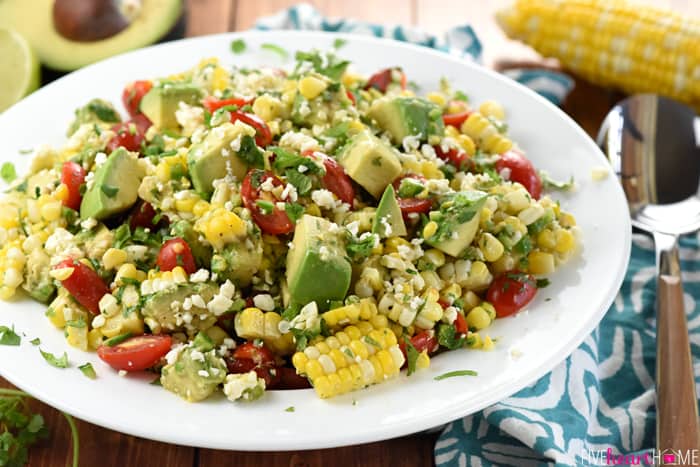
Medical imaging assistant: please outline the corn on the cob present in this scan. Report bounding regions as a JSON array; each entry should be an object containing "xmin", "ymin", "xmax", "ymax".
[
  {"xmin": 234, "ymin": 307, "xmax": 295, "ymax": 354},
  {"xmin": 291, "ymin": 322, "xmax": 405, "ymax": 399},
  {"xmin": 497, "ymin": 0, "xmax": 700, "ymax": 110}
]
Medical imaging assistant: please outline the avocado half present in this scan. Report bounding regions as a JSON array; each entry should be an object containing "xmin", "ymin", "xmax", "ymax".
[{"xmin": 0, "ymin": 0, "xmax": 182, "ymax": 71}]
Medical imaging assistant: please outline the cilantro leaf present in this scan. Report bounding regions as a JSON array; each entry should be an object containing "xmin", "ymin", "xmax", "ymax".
[
  {"xmin": 1, "ymin": 162, "xmax": 17, "ymax": 183},
  {"xmin": 436, "ymin": 323, "xmax": 467, "ymax": 350},
  {"xmin": 78, "ymin": 363, "xmax": 97, "ymax": 379},
  {"xmin": 345, "ymin": 233, "xmax": 378, "ymax": 260},
  {"xmin": 0, "ymin": 326, "xmax": 21, "ymax": 346},
  {"xmin": 294, "ymin": 50, "xmax": 349, "ymax": 81},
  {"xmin": 536, "ymin": 278, "xmax": 551, "ymax": 288},
  {"xmin": 284, "ymin": 169, "xmax": 312, "ymax": 196},
  {"xmin": 271, "ymin": 146, "xmax": 320, "ymax": 174},
  {"xmin": 332, "ymin": 38, "xmax": 347, "ymax": 49},
  {"xmin": 434, "ymin": 370, "xmax": 478, "ymax": 380},
  {"xmin": 261, "ymin": 43, "xmax": 289, "ymax": 59},
  {"xmin": 30, "ymin": 338, "xmax": 40, "ymax": 346},
  {"xmin": 86, "ymin": 101, "xmax": 120, "ymax": 122},
  {"xmin": 540, "ymin": 171, "xmax": 575, "ymax": 192},
  {"xmin": 39, "ymin": 349, "xmax": 69, "ymax": 368},
  {"xmin": 285, "ymin": 203, "xmax": 305, "ymax": 223},
  {"xmin": 404, "ymin": 338, "xmax": 419, "ymax": 376},
  {"xmin": 285, "ymin": 406, "xmax": 295, "ymax": 412},
  {"xmin": 231, "ymin": 38, "xmax": 246, "ymax": 54}
]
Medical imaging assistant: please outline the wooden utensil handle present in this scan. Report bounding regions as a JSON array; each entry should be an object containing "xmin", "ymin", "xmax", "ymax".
[{"xmin": 655, "ymin": 234, "xmax": 700, "ymax": 464}]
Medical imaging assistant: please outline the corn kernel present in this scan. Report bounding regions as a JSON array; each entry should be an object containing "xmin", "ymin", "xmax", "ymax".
[
  {"xmin": 537, "ymin": 229, "xmax": 556, "ymax": 250},
  {"xmin": 253, "ymin": 94, "xmax": 283, "ymax": 122},
  {"xmin": 40, "ymin": 201, "xmax": 62, "ymax": 222},
  {"xmin": 298, "ymin": 76, "xmax": 328, "ymax": 100},
  {"xmin": 115, "ymin": 263, "xmax": 138, "ymax": 284},
  {"xmin": 482, "ymin": 335, "xmax": 495, "ymax": 351},
  {"xmin": 456, "ymin": 134, "xmax": 476, "ymax": 156},
  {"xmin": 416, "ymin": 350, "xmax": 430, "ymax": 369},
  {"xmin": 554, "ymin": 229, "xmax": 576, "ymax": 253},
  {"xmin": 54, "ymin": 184, "xmax": 69, "ymax": 202},
  {"xmin": 479, "ymin": 232, "xmax": 505, "ymax": 262},
  {"xmin": 466, "ymin": 306, "xmax": 492, "ymax": 330},
  {"xmin": 193, "ymin": 200, "xmax": 210, "ymax": 217},
  {"xmin": 102, "ymin": 248, "xmax": 128, "ymax": 270},
  {"xmin": 423, "ymin": 221, "xmax": 438, "ymax": 239},
  {"xmin": 479, "ymin": 100, "xmax": 506, "ymax": 120},
  {"xmin": 426, "ymin": 92, "xmax": 446, "ymax": 107},
  {"xmin": 527, "ymin": 251, "xmax": 555, "ymax": 275}
]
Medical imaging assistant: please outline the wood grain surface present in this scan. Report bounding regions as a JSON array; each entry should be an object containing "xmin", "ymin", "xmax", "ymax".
[{"xmin": 1, "ymin": 0, "xmax": 696, "ymax": 465}]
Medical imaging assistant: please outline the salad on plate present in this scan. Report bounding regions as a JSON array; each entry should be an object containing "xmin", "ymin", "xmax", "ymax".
[{"xmin": 0, "ymin": 47, "xmax": 579, "ymax": 403}]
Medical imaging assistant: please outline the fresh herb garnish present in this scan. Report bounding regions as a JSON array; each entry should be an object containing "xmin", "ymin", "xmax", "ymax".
[
  {"xmin": 285, "ymin": 203, "xmax": 305, "ymax": 223},
  {"xmin": 345, "ymin": 233, "xmax": 378, "ymax": 259},
  {"xmin": 39, "ymin": 349, "xmax": 69, "ymax": 368},
  {"xmin": 293, "ymin": 50, "xmax": 349, "ymax": 81},
  {"xmin": 536, "ymin": 278, "xmax": 551, "ymax": 288},
  {"xmin": 434, "ymin": 370, "xmax": 478, "ymax": 380},
  {"xmin": 255, "ymin": 199, "xmax": 274, "ymax": 215},
  {"xmin": 453, "ymin": 90, "xmax": 469, "ymax": 102},
  {"xmin": 261, "ymin": 43, "xmax": 289, "ymax": 59},
  {"xmin": 78, "ymin": 363, "xmax": 97, "ymax": 379},
  {"xmin": 30, "ymin": 338, "xmax": 40, "ymax": 346},
  {"xmin": 237, "ymin": 134, "xmax": 264, "ymax": 168},
  {"xmin": 332, "ymin": 38, "xmax": 347, "ymax": 49},
  {"xmin": 0, "ymin": 326, "xmax": 20, "ymax": 346},
  {"xmin": 0, "ymin": 388, "xmax": 50, "ymax": 466},
  {"xmin": 1, "ymin": 162, "xmax": 17, "ymax": 183},
  {"xmin": 103, "ymin": 332, "xmax": 132, "ymax": 347},
  {"xmin": 284, "ymin": 169, "xmax": 312, "ymax": 196},
  {"xmin": 231, "ymin": 38, "xmax": 246, "ymax": 54},
  {"xmin": 436, "ymin": 323, "xmax": 467, "ymax": 350},
  {"xmin": 540, "ymin": 171, "xmax": 575, "ymax": 192},
  {"xmin": 284, "ymin": 406, "xmax": 295, "ymax": 412},
  {"xmin": 404, "ymin": 338, "xmax": 420, "ymax": 376},
  {"xmin": 86, "ymin": 101, "xmax": 120, "ymax": 122}
]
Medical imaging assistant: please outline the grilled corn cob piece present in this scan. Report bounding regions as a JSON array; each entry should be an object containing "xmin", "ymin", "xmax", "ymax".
[
  {"xmin": 291, "ymin": 322, "xmax": 405, "ymax": 399},
  {"xmin": 234, "ymin": 307, "xmax": 295, "ymax": 355},
  {"xmin": 497, "ymin": 0, "xmax": 700, "ymax": 110}
]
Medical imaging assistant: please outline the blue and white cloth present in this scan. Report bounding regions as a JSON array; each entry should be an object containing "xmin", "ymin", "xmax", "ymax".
[{"xmin": 255, "ymin": 5, "xmax": 700, "ymax": 466}]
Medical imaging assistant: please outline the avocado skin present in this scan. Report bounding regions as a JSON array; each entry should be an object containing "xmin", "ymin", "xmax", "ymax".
[
  {"xmin": 368, "ymin": 97, "xmax": 445, "ymax": 144},
  {"xmin": 79, "ymin": 148, "xmax": 145, "ymax": 221}
]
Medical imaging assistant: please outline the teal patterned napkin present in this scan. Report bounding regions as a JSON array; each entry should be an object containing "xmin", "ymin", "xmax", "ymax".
[{"xmin": 254, "ymin": 5, "xmax": 700, "ymax": 466}]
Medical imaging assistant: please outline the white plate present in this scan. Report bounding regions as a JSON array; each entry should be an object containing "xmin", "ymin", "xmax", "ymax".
[{"xmin": 0, "ymin": 31, "xmax": 631, "ymax": 451}]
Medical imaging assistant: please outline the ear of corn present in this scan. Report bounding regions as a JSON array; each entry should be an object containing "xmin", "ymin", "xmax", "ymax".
[
  {"xmin": 497, "ymin": 0, "xmax": 700, "ymax": 110},
  {"xmin": 291, "ymin": 321, "xmax": 405, "ymax": 399}
]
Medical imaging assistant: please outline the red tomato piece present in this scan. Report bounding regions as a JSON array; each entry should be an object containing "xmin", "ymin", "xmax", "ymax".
[
  {"xmin": 304, "ymin": 151, "xmax": 355, "ymax": 206},
  {"xmin": 392, "ymin": 174, "xmax": 432, "ymax": 218},
  {"xmin": 364, "ymin": 67, "xmax": 407, "ymax": 93},
  {"xmin": 272, "ymin": 366, "xmax": 312, "ymax": 390},
  {"xmin": 106, "ymin": 120, "xmax": 145, "ymax": 153},
  {"xmin": 495, "ymin": 150, "xmax": 542, "ymax": 200},
  {"xmin": 60, "ymin": 161, "xmax": 86, "ymax": 211},
  {"xmin": 454, "ymin": 313, "xmax": 468, "ymax": 335},
  {"xmin": 54, "ymin": 259, "xmax": 109, "ymax": 314},
  {"xmin": 442, "ymin": 110, "xmax": 471, "ymax": 128},
  {"xmin": 122, "ymin": 80, "xmax": 152, "ymax": 117},
  {"xmin": 156, "ymin": 238, "xmax": 197, "ymax": 274},
  {"xmin": 97, "ymin": 335, "xmax": 171, "ymax": 371},
  {"xmin": 129, "ymin": 201, "xmax": 168, "ymax": 231},
  {"xmin": 230, "ymin": 111, "xmax": 272, "ymax": 147},
  {"xmin": 486, "ymin": 272, "xmax": 538, "ymax": 318},
  {"xmin": 345, "ymin": 90, "xmax": 356, "ymax": 106},
  {"xmin": 399, "ymin": 329, "xmax": 440, "ymax": 365},
  {"xmin": 226, "ymin": 342, "xmax": 280, "ymax": 387},
  {"xmin": 202, "ymin": 96, "xmax": 253, "ymax": 113},
  {"xmin": 241, "ymin": 169, "xmax": 295, "ymax": 235},
  {"xmin": 433, "ymin": 144, "xmax": 470, "ymax": 170}
]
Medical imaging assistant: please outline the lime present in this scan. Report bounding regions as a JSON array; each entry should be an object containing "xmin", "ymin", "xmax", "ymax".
[{"xmin": 0, "ymin": 28, "xmax": 40, "ymax": 112}]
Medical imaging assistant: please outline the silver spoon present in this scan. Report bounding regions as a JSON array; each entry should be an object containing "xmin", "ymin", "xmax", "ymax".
[{"xmin": 598, "ymin": 94, "xmax": 700, "ymax": 462}]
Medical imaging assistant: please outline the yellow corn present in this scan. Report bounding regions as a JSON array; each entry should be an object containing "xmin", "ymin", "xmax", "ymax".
[
  {"xmin": 235, "ymin": 308, "xmax": 295, "ymax": 355},
  {"xmin": 292, "ymin": 322, "xmax": 404, "ymax": 399},
  {"xmin": 479, "ymin": 100, "xmax": 506, "ymax": 121},
  {"xmin": 554, "ymin": 229, "xmax": 576, "ymax": 253},
  {"xmin": 466, "ymin": 306, "xmax": 492, "ymax": 331},
  {"xmin": 100, "ymin": 310, "xmax": 144, "ymax": 339},
  {"xmin": 528, "ymin": 251, "xmax": 556, "ymax": 275},
  {"xmin": 192, "ymin": 200, "xmax": 210, "ymax": 217},
  {"xmin": 426, "ymin": 92, "xmax": 447, "ymax": 107},
  {"xmin": 423, "ymin": 221, "xmax": 438, "ymax": 239},
  {"xmin": 115, "ymin": 263, "xmax": 138, "ymax": 285},
  {"xmin": 0, "ymin": 240, "xmax": 26, "ymax": 299},
  {"xmin": 298, "ymin": 75, "xmax": 328, "ymax": 100},
  {"xmin": 195, "ymin": 207, "xmax": 246, "ymax": 251},
  {"xmin": 461, "ymin": 112, "xmax": 512, "ymax": 154},
  {"xmin": 414, "ymin": 287, "xmax": 443, "ymax": 329},
  {"xmin": 253, "ymin": 94, "xmax": 283, "ymax": 122},
  {"xmin": 102, "ymin": 248, "xmax": 128, "ymax": 270},
  {"xmin": 497, "ymin": 0, "xmax": 700, "ymax": 111},
  {"xmin": 537, "ymin": 229, "xmax": 556, "ymax": 250},
  {"xmin": 478, "ymin": 232, "xmax": 505, "ymax": 262}
]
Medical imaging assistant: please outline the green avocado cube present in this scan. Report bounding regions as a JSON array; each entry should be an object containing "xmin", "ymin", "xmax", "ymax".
[
  {"xmin": 368, "ymin": 96, "xmax": 445, "ymax": 144},
  {"xmin": 425, "ymin": 191, "xmax": 487, "ymax": 257},
  {"xmin": 372, "ymin": 185, "xmax": 406, "ymax": 238},
  {"xmin": 286, "ymin": 215, "xmax": 352, "ymax": 307},
  {"xmin": 339, "ymin": 132, "xmax": 401, "ymax": 198},
  {"xmin": 140, "ymin": 82, "xmax": 202, "ymax": 130},
  {"xmin": 188, "ymin": 121, "xmax": 257, "ymax": 196},
  {"xmin": 79, "ymin": 148, "xmax": 145, "ymax": 221},
  {"xmin": 160, "ymin": 347, "xmax": 227, "ymax": 402}
]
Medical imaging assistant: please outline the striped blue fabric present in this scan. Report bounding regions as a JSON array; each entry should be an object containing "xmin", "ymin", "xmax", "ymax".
[{"xmin": 253, "ymin": 5, "xmax": 698, "ymax": 466}]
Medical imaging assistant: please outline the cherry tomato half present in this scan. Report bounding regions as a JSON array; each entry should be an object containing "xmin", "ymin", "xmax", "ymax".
[
  {"xmin": 54, "ymin": 259, "xmax": 109, "ymax": 314},
  {"xmin": 106, "ymin": 121, "xmax": 145, "ymax": 154},
  {"xmin": 434, "ymin": 144, "xmax": 470, "ymax": 170},
  {"xmin": 122, "ymin": 80, "xmax": 152, "ymax": 117},
  {"xmin": 454, "ymin": 312, "xmax": 468, "ymax": 335},
  {"xmin": 226, "ymin": 342, "xmax": 280, "ymax": 387},
  {"xmin": 60, "ymin": 161, "xmax": 86, "ymax": 211},
  {"xmin": 156, "ymin": 238, "xmax": 197, "ymax": 274},
  {"xmin": 129, "ymin": 201, "xmax": 168, "ymax": 231},
  {"xmin": 97, "ymin": 335, "xmax": 171, "ymax": 371},
  {"xmin": 304, "ymin": 150, "xmax": 355, "ymax": 206},
  {"xmin": 495, "ymin": 150, "xmax": 542, "ymax": 200},
  {"xmin": 442, "ymin": 100, "xmax": 471, "ymax": 128},
  {"xmin": 345, "ymin": 90, "xmax": 356, "ymax": 106},
  {"xmin": 273, "ymin": 366, "xmax": 312, "ymax": 390},
  {"xmin": 486, "ymin": 272, "xmax": 538, "ymax": 318},
  {"xmin": 231, "ymin": 112, "xmax": 272, "ymax": 147},
  {"xmin": 202, "ymin": 96, "xmax": 253, "ymax": 114},
  {"xmin": 241, "ymin": 169, "xmax": 295, "ymax": 235},
  {"xmin": 392, "ymin": 174, "xmax": 433, "ymax": 219},
  {"xmin": 399, "ymin": 329, "xmax": 440, "ymax": 365},
  {"xmin": 364, "ymin": 67, "xmax": 407, "ymax": 93}
]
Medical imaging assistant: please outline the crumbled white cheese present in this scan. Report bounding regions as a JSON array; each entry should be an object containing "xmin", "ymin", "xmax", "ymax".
[
  {"xmin": 189, "ymin": 269, "xmax": 210, "ymax": 283},
  {"xmin": 207, "ymin": 294, "xmax": 233, "ymax": 316},
  {"xmin": 253, "ymin": 294, "xmax": 275, "ymax": 311},
  {"xmin": 197, "ymin": 369, "xmax": 210, "ymax": 378},
  {"xmin": 220, "ymin": 280, "xmax": 236, "ymax": 300},
  {"xmin": 311, "ymin": 189, "xmax": 336, "ymax": 210},
  {"xmin": 279, "ymin": 131, "xmax": 319, "ymax": 153},
  {"xmin": 591, "ymin": 166, "xmax": 610, "ymax": 181},
  {"xmin": 223, "ymin": 371, "xmax": 265, "ymax": 402},
  {"xmin": 190, "ymin": 349, "xmax": 205, "ymax": 362},
  {"xmin": 191, "ymin": 294, "xmax": 206, "ymax": 309}
]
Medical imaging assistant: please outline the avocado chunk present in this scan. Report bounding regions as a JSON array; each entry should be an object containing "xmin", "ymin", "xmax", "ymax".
[
  {"xmin": 211, "ymin": 239, "xmax": 263, "ymax": 287},
  {"xmin": 142, "ymin": 282, "xmax": 218, "ymax": 332},
  {"xmin": 170, "ymin": 220, "xmax": 212, "ymax": 266},
  {"xmin": 188, "ymin": 121, "xmax": 258, "ymax": 196},
  {"xmin": 161, "ymin": 347, "xmax": 227, "ymax": 402},
  {"xmin": 286, "ymin": 215, "xmax": 352, "ymax": 307},
  {"xmin": 140, "ymin": 83, "xmax": 202, "ymax": 130},
  {"xmin": 0, "ymin": 0, "xmax": 183, "ymax": 71},
  {"xmin": 339, "ymin": 132, "xmax": 401, "ymax": 198},
  {"xmin": 79, "ymin": 148, "xmax": 145, "ymax": 221},
  {"xmin": 21, "ymin": 249, "xmax": 55, "ymax": 303},
  {"xmin": 368, "ymin": 97, "xmax": 445, "ymax": 144},
  {"xmin": 372, "ymin": 185, "xmax": 406, "ymax": 238},
  {"xmin": 425, "ymin": 191, "xmax": 487, "ymax": 257},
  {"xmin": 67, "ymin": 99, "xmax": 121, "ymax": 136}
]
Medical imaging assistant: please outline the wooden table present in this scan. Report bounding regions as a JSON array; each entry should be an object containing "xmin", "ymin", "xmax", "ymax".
[{"xmin": 1, "ymin": 0, "xmax": 696, "ymax": 465}]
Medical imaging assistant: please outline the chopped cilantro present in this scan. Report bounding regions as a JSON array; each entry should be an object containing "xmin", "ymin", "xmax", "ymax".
[
  {"xmin": 86, "ymin": 101, "xmax": 120, "ymax": 122},
  {"xmin": 18, "ymin": 148, "xmax": 33, "ymax": 154},
  {"xmin": 434, "ymin": 370, "xmax": 478, "ymax": 380},
  {"xmin": 284, "ymin": 169, "xmax": 312, "ymax": 196},
  {"xmin": 540, "ymin": 171, "xmax": 575, "ymax": 192},
  {"xmin": 281, "ymin": 303, "xmax": 302, "ymax": 321},
  {"xmin": 453, "ymin": 90, "xmax": 469, "ymax": 102},
  {"xmin": 436, "ymin": 323, "xmax": 466, "ymax": 350},
  {"xmin": 237, "ymin": 134, "xmax": 264, "ymax": 168},
  {"xmin": 65, "ymin": 319, "xmax": 86, "ymax": 329},
  {"xmin": 345, "ymin": 232, "xmax": 378, "ymax": 259},
  {"xmin": 255, "ymin": 199, "xmax": 274, "ymax": 215},
  {"xmin": 363, "ymin": 336, "xmax": 381, "ymax": 348},
  {"xmin": 285, "ymin": 203, "xmax": 305, "ymax": 223},
  {"xmin": 285, "ymin": 406, "xmax": 295, "ymax": 412},
  {"xmin": 78, "ymin": 363, "xmax": 97, "ymax": 379},
  {"xmin": 100, "ymin": 185, "xmax": 119, "ymax": 198},
  {"xmin": 261, "ymin": 43, "xmax": 289, "ymax": 59},
  {"xmin": 271, "ymin": 146, "xmax": 320, "ymax": 174},
  {"xmin": 30, "ymin": 338, "xmax": 40, "ymax": 346},
  {"xmin": 231, "ymin": 38, "xmax": 246, "ymax": 54},
  {"xmin": 0, "ymin": 326, "xmax": 21, "ymax": 346},
  {"xmin": 1, "ymin": 162, "xmax": 17, "ymax": 183},
  {"xmin": 103, "ymin": 332, "xmax": 132, "ymax": 347},
  {"xmin": 39, "ymin": 349, "xmax": 69, "ymax": 368},
  {"xmin": 294, "ymin": 50, "xmax": 349, "ymax": 81},
  {"xmin": 536, "ymin": 278, "xmax": 551, "ymax": 288},
  {"xmin": 0, "ymin": 389, "xmax": 50, "ymax": 466},
  {"xmin": 404, "ymin": 338, "xmax": 419, "ymax": 376},
  {"xmin": 333, "ymin": 38, "xmax": 347, "ymax": 49}
]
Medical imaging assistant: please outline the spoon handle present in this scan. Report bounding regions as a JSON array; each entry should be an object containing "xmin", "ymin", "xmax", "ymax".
[{"xmin": 655, "ymin": 232, "xmax": 700, "ymax": 463}]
